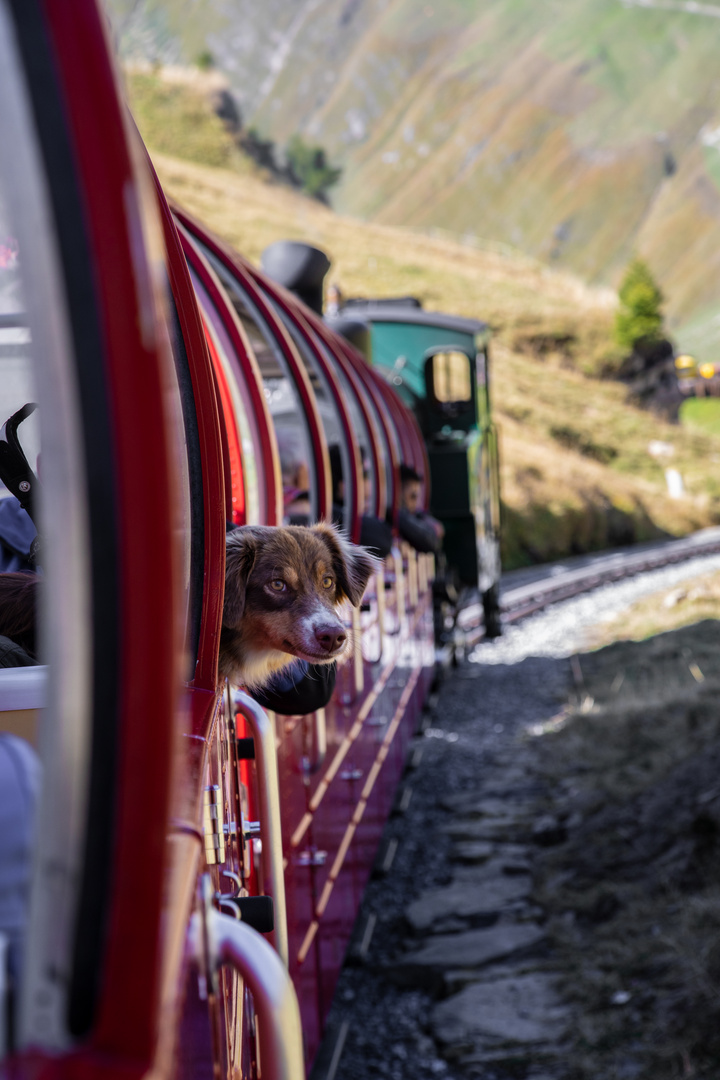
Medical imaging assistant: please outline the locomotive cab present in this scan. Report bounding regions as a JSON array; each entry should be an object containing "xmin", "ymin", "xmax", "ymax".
[{"xmin": 330, "ymin": 302, "xmax": 503, "ymax": 636}]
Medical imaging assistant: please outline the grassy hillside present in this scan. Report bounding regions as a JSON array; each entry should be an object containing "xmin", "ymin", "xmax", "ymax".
[
  {"xmin": 106, "ymin": 0, "xmax": 720, "ymax": 355},
  {"xmin": 144, "ymin": 139, "xmax": 720, "ymax": 566},
  {"xmin": 123, "ymin": 66, "xmax": 255, "ymax": 174}
]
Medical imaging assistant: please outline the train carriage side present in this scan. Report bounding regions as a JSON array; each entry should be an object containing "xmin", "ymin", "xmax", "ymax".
[
  {"xmin": 166, "ymin": 212, "xmax": 436, "ymax": 1069},
  {"xmin": 0, "ymin": 5, "xmax": 439, "ymax": 1075},
  {"xmin": 0, "ymin": 3, "xmax": 223, "ymax": 1079}
]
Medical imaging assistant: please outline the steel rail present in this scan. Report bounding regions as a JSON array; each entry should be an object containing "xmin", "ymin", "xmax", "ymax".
[{"xmin": 458, "ymin": 527, "xmax": 720, "ymax": 639}]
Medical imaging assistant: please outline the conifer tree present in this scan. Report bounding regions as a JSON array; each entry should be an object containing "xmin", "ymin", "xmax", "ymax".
[{"xmin": 614, "ymin": 259, "xmax": 665, "ymax": 351}]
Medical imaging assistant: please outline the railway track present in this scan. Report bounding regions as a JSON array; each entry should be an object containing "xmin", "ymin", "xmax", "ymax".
[{"xmin": 457, "ymin": 526, "xmax": 720, "ymax": 641}]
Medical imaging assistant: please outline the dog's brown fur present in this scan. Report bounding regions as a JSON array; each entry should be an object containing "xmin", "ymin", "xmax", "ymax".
[{"xmin": 219, "ymin": 522, "xmax": 378, "ymax": 689}]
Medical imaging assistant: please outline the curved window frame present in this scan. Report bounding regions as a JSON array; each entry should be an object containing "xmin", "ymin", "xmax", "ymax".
[
  {"xmin": 4, "ymin": 0, "xmax": 185, "ymax": 1062},
  {"xmin": 175, "ymin": 211, "xmax": 330, "ymax": 524},
  {"xmin": 250, "ymin": 278, "xmax": 362, "ymax": 542},
  {"xmin": 179, "ymin": 224, "xmax": 281, "ymax": 526}
]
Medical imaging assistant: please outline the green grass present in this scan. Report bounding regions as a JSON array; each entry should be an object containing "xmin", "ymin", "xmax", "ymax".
[{"xmin": 680, "ymin": 397, "xmax": 720, "ymax": 437}]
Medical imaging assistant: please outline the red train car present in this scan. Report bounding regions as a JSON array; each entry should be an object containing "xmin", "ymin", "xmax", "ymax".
[{"xmin": 0, "ymin": 3, "xmax": 434, "ymax": 1079}]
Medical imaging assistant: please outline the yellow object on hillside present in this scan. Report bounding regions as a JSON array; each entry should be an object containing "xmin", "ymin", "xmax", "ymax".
[{"xmin": 675, "ymin": 354, "xmax": 697, "ymax": 378}]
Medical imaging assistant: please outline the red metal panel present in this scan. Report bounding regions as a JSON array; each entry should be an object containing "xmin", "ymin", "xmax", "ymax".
[
  {"xmin": 43, "ymin": 0, "xmax": 183, "ymax": 1067},
  {"xmin": 203, "ymin": 320, "xmax": 247, "ymax": 524},
  {"xmin": 150, "ymin": 166, "xmax": 226, "ymax": 691}
]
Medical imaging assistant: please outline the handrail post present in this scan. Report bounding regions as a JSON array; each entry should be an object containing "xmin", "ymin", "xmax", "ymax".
[
  {"xmin": 376, "ymin": 567, "xmax": 386, "ymax": 657},
  {"xmin": 232, "ymin": 691, "xmax": 289, "ymax": 967},
  {"xmin": 190, "ymin": 878, "xmax": 304, "ymax": 1080},
  {"xmin": 406, "ymin": 545, "xmax": 418, "ymax": 609},
  {"xmin": 392, "ymin": 546, "xmax": 406, "ymax": 627},
  {"xmin": 352, "ymin": 607, "xmax": 364, "ymax": 694}
]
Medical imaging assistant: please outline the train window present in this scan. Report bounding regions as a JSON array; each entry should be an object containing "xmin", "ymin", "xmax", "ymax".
[
  {"xmin": 331, "ymin": 338, "xmax": 389, "ymax": 519},
  {"xmin": 189, "ymin": 268, "xmax": 264, "ymax": 524},
  {"xmin": 430, "ymin": 350, "xmax": 472, "ymax": 408},
  {"xmin": 273, "ymin": 314, "xmax": 357, "ymax": 531},
  {"xmin": 202, "ymin": 255, "xmax": 317, "ymax": 525},
  {"xmin": 166, "ymin": 290, "xmax": 204, "ymax": 673},
  {"xmin": 332, "ymin": 364, "xmax": 377, "ymax": 519}
]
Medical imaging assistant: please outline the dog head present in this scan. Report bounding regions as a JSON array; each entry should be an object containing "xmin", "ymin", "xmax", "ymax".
[{"xmin": 219, "ymin": 522, "xmax": 379, "ymax": 689}]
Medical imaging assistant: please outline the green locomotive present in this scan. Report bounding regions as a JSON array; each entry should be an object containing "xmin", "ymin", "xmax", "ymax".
[{"xmin": 261, "ymin": 243, "xmax": 503, "ymax": 638}]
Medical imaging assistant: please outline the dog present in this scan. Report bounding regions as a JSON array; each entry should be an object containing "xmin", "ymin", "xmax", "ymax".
[{"xmin": 219, "ymin": 522, "xmax": 379, "ymax": 689}]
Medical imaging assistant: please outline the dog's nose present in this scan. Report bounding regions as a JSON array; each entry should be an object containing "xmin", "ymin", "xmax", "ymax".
[{"xmin": 314, "ymin": 625, "xmax": 347, "ymax": 653}]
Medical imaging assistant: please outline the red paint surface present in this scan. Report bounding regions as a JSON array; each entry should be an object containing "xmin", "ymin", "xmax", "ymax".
[{"xmin": 44, "ymin": 0, "xmax": 182, "ymax": 1066}]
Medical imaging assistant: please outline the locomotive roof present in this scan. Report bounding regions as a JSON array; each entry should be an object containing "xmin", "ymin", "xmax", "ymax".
[{"xmin": 337, "ymin": 302, "xmax": 488, "ymax": 336}]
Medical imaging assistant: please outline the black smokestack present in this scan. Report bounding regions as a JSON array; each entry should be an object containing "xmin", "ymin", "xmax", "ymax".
[{"xmin": 260, "ymin": 240, "xmax": 331, "ymax": 315}]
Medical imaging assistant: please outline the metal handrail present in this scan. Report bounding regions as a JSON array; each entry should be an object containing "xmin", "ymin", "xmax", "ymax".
[
  {"xmin": 358, "ymin": 570, "xmax": 384, "ymax": 666},
  {"xmin": 304, "ymin": 707, "xmax": 326, "ymax": 774},
  {"xmin": 405, "ymin": 544, "xmax": 418, "ymax": 609},
  {"xmin": 190, "ymin": 889, "xmax": 303, "ymax": 1080},
  {"xmin": 232, "ymin": 691, "xmax": 289, "ymax": 967}
]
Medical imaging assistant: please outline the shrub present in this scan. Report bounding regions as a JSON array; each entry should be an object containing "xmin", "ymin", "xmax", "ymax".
[
  {"xmin": 196, "ymin": 50, "xmax": 215, "ymax": 70},
  {"xmin": 284, "ymin": 134, "xmax": 342, "ymax": 202},
  {"xmin": 614, "ymin": 258, "xmax": 665, "ymax": 351}
]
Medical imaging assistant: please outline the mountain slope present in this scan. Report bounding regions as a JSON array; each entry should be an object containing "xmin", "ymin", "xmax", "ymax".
[
  {"xmin": 150, "ymin": 148, "xmax": 720, "ymax": 565},
  {"xmin": 106, "ymin": 0, "xmax": 720, "ymax": 346}
]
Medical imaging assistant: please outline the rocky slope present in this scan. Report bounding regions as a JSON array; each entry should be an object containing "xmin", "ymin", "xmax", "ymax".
[{"xmin": 106, "ymin": 0, "xmax": 720, "ymax": 353}]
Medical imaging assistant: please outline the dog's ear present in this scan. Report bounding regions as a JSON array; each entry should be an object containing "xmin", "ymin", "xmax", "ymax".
[
  {"xmin": 313, "ymin": 522, "xmax": 380, "ymax": 607},
  {"xmin": 224, "ymin": 526, "xmax": 264, "ymax": 628}
]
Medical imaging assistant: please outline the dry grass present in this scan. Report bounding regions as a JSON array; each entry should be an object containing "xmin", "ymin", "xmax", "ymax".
[
  {"xmin": 147, "ymin": 147, "xmax": 720, "ymax": 566},
  {"xmin": 531, "ymin": 621, "xmax": 720, "ymax": 1078}
]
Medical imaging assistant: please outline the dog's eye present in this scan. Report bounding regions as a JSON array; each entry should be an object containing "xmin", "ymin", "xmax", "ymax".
[
  {"xmin": 270, "ymin": 579, "xmax": 286, "ymax": 592},
  {"xmin": 322, "ymin": 575, "xmax": 334, "ymax": 590}
]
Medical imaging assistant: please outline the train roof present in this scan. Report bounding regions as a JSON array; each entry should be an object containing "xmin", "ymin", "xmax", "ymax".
[{"xmin": 335, "ymin": 302, "xmax": 488, "ymax": 336}]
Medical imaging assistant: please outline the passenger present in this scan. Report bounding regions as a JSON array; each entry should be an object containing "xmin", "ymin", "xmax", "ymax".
[
  {"xmin": 328, "ymin": 444, "xmax": 392, "ymax": 559},
  {"xmin": 0, "ymin": 572, "xmax": 42, "ymax": 998},
  {"xmin": 0, "ymin": 572, "xmax": 39, "ymax": 668},
  {"xmin": 0, "ymin": 496, "xmax": 36, "ymax": 574},
  {"xmin": 0, "ymin": 733, "xmax": 41, "ymax": 992},
  {"xmin": 283, "ymin": 484, "xmax": 312, "ymax": 526},
  {"xmin": 276, "ymin": 429, "xmax": 312, "ymax": 526},
  {"xmin": 398, "ymin": 463, "xmax": 444, "ymax": 554},
  {"xmin": 325, "ymin": 282, "xmax": 344, "ymax": 317}
]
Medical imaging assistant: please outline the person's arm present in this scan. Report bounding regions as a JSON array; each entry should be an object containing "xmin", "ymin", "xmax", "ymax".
[
  {"xmin": 397, "ymin": 507, "xmax": 442, "ymax": 553},
  {"xmin": 359, "ymin": 515, "xmax": 393, "ymax": 559},
  {"xmin": 251, "ymin": 659, "xmax": 336, "ymax": 715},
  {"xmin": 0, "ymin": 635, "xmax": 38, "ymax": 668}
]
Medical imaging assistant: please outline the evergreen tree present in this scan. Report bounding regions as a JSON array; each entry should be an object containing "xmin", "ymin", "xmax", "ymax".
[{"xmin": 614, "ymin": 259, "xmax": 665, "ymax": 351}]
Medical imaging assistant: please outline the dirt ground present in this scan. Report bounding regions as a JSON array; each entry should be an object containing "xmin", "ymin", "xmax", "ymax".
[{"xmin": 533, "ymin": 619, "xmax": 720, "ymax": 1079}]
